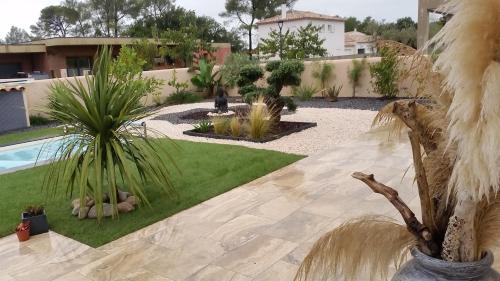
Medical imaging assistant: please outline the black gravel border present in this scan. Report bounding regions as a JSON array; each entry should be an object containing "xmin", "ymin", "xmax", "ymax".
[{"xmin": 183, "ymin": 121, "xmax": 317, "ymax": 143}]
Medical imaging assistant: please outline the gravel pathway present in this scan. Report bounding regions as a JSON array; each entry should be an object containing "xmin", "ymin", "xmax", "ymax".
[{"xmin": 145, "ymin": 100, "xmax": 378, "ymax": 156}]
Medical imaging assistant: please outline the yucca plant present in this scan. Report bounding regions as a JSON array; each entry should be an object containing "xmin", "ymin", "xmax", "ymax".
[
  {"xmin": 246, "ymin": 96, "xmax": 271, "ymax": 140},
  {"xmin": 293, "ymin": 84, "xmax": 318, "ymax": 101},
  {"xmin": 296, "ymin": 1, "xmax": 500, "ymax": 280},
  {"xmin": 44, "ymin": 47, "xmax": 176, "ymax": 222}
]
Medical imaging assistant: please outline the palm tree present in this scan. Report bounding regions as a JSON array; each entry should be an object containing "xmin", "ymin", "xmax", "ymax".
[{"xmin": 44, "ymin": 47, "xmax": 176, "ymax": 222}]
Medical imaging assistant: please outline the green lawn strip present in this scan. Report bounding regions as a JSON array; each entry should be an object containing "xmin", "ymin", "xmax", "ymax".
[
  {"xmin": 0, "ymin": 127, "xmax": 63, "ymax": 146},
  {"xmin": 0, "ymin": 140, "xmax": 303, "ymax": 247}
]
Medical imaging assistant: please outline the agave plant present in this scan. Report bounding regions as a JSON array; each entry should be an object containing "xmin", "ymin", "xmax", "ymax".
[
  {"xmin": 296, "ymin": 1, "xmax": 500, "ymax": 279},
  {"xmin": 44, "ymin": 47, "xmax": 176, "ymax": 222}
]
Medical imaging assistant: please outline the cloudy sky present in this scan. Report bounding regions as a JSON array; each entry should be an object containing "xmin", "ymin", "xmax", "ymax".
[{"xmin": 0, "ymin": 0, "xmax": 417, "ymax": 37}]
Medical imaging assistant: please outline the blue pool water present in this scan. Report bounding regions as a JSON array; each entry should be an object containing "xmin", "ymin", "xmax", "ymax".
[{"xmin": 0, "ymin": 137, "xmax": 66, "ymax": 173}]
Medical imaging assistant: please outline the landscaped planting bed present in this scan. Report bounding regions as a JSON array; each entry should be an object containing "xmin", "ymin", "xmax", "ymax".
[{"xmin": 183, "ymin": 121, "xmax": 317, "ymax": 143}]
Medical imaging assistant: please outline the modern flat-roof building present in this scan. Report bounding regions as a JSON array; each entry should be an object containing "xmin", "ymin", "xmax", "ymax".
[{"xmin": 0, "ymin": 38, "xmax": 231, "ymax": 79}]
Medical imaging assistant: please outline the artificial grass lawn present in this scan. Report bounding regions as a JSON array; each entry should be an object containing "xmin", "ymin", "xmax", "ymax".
[
  {"xmin": 0, "ymin": 127, "xmax": 63, "ymax": 146},
  {"xmin": 0, "ymin": 139, "xmax": 303, "ymax": 247}
]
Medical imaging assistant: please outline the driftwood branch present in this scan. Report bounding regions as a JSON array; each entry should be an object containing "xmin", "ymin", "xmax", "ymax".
[
  {"xmin": 352, "ymin": 172, "xmax": 440, "ymax": 257},
  {"xmin": 392, "ymin": 101, "xmax": 439, "ymax": 154},
  {"xmin": 408, "ymin": 131, "xmax": 436, "ymax": 233}
]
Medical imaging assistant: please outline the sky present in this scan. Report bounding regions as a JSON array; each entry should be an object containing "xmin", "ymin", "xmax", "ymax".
[{"xmin": 0, "ymin": 0, "xmax": 418, "ymax": 37}]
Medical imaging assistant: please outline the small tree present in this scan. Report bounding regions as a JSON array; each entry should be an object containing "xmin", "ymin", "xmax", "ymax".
[
  {"xmin": 220, "ymin": 53, "xmax": 258, "ymax": 88},
  {"xmin": 4, "ymin": 26, "xmax": 31, "ymax": 44},
  {"xmin": 161, "ymin": 26, "xmax": 198, "ymax": 67},
  {"xmin": 191, "ymin": 59, "xmax": 220, "ymax": 97},
  {"xmin": 370, "ymin": 47, "xmax": 400, "ymax": 99},
  {"xmin": 312, "ymin": 62, "xmax": 334, "ymax": 96},
  {"xmin": 347, "ymin": 59, "xmax": 366, "ymax": 98}
]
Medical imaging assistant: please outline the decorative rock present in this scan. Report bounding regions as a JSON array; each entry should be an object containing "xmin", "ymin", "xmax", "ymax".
[
  {"xmin": 72, "ymin": 206, "xmax": 80, "ymax": 216},
  {"xmin": 78, "ymin": 207, "xmax": 90, "ymax": 220},
  {"xmin": 125, "ymin": 196, "xmax": 139, "ymax": 206},
  {"xmin": 71, "ymin": 199, "xmax": 80, "ymax": 209},
  {"xmin": 117, "ymin": 202, "xmax": 135, "ymax": 213},
  {"xmin": 117, "ymin": 190, "xmax": 130, "ymax": 202},
  {"xmin": 87, "ymin": 203, "xmax": 114, "ymax": 219}
]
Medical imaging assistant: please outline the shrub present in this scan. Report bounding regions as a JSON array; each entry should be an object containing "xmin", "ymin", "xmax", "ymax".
[
  {"xmin": 237, "ymin": 65, "xmax": 264, "ymax": 94},
  {"xmin": 29, "ymin": 115, "xmax": 53, "ymax": 126},
  {"xmin": 191, "ymin": 59, "xmax": 220, "ymax": 97},
  {"xmin": 220, "ymin": 53, "xmax": 258, "ymax": 88},
  {"xmin": 293, "ymin": 84, "xmax": 318, "ymax": 101},
  {"xmin": 211, "ymin": 117, "xmax": 229, "ymax": 135},
  {"xmin": 370, "ymin": 48, "xmax": 400, "ymax": 98},
  {"xmin": 193, "ymin": 120, "xmax": 211, "ymax": 133},
  {"xmin": 348, "ymin": 59, "xmax": 366, "ymax": 98},
  {"xmin": 229, "ymin": 117, "xmax": 242, "ymax": 137},
  {"xmin": 165, "ymin": 91, "xmax": 203, "ymax": 105},
  {"xmin": 168, "ymin": 69, "xmax": 189, "ymax": 95},
  {"xmin": 285, "ymin": 97, "xmax": 297, "ymax": 112},
  {"xmin": 246, "ymin": 96, "xmax": 271, "ymax": 140},
  {"xmin": 312, "ymin": 62, "xmax": 334, "ymax": 93}
]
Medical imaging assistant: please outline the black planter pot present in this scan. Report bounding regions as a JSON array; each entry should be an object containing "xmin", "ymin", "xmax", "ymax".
[
  {"xmin": 21, "ymin": 211, "xmax": 49, "ymax": 236},
  {"xmin": 392, "ymin": 248, "xmax": 500, "ymax": 281}
]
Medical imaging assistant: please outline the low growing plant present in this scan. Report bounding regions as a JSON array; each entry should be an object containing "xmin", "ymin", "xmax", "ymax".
[
  {"xmin": 211, "ymin": 117, "xmax": 229, "ymax": 135},
  {"xmin": 229, "ymin": 117, "xmax": 242, "ymax": 137},
  {"xmin": 246, "ymin": 96, "xmax": 271, "ymax": 140},
  {"xmin": 293, "ymin": 84, "xmax": 318, "ymax": 101},
  {"xmin": 165, "ymin": 91, "xmax": 203, "ymax": 105},
  {"xmin": 326, "ymin": 85, "xmax": 343, "ymax": 102},
  {"xmin": 193, "ymin": 120, "xmax": 211, "ymax": 133}
]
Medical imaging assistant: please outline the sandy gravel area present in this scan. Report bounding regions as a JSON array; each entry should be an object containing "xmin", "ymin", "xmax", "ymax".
[{"xmin": 144, "ymin": 102, "xmax": 377, "ymax": 156}]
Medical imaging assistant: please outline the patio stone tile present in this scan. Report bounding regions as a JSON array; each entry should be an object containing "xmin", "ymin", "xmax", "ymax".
[
  {"xmin": 258, "ymin": 211, "xmax": 331, "ymax": 243},
  {"xmin": 0, "ymin": 272, "xmax": 16, "ymax": 281},
  {"xmin": 185, "ymin": 265, "xmax": 247, "ymax": 281},
  {"xmin": 77, "ymin": 240, "xmax": 170, "ymax": 281},
  {"xmin": 269, "ymin": 168, "xmax": 306, "ymax": 188},
  {"xmin": 208, "ymin": 214, "xmax": 275, "ymax": 251},
  {"xmin": 248, "ymin": 195, "xmax": 311, "ymax": 221},
  {"xmin": 214, "ymin": 235, "xmax": 297, "ymax": 278},
  {"xmin": 252, "ymin": 260, "xmax": 299, "ymax": 281},
  {"xmin": 52, "ymin": 272, "xmax": 95, "ymax": 281},
  {"xmin": 145, "ymin": 237, "xmax": 225, "ymax": 281},
  {"xmin": 202, "ymin": 188, "xmax": 259, "ymax": 207},
  {"xmin": 282, "ymin": 243, "xmax": 314, "ymax": 265}
]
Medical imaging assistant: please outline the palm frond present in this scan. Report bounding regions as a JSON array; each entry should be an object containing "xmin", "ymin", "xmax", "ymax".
[{"xmin": 295, "ymin": 216, "xmax": 416, "ymax": 281}]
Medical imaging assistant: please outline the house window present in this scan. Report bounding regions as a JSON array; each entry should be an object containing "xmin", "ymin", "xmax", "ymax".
[
  {"xmin": 358, "ymin": 49, "xmax": 366, "ymax": 55},
  {"xmin": 328, "ymin": 25, "xmax": 333, "ymax": 32},
  {"xmin": 66, "ymin": 57, "xmax": 92, "ymax": 77},
  {"xmin": 321, "ymin": 24, "xmax": 325, "ymax": 32}
]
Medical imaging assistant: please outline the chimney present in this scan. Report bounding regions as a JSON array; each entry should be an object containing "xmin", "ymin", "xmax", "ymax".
[{"xmin": 281, "ymin": 4, "xmax": 287, "ymax": 20}]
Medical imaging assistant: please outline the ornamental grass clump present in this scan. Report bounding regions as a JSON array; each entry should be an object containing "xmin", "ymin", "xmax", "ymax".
[
  {"xmin": 295, "ymin": 0, "xmax": 500, "ymax": 280},
  {"xmin": 211, "ymin": 117, "xmax": 229, "ymax": 135},
  {"xmin": 246, "ymin": 97, "xmax": 271, "ymax": 140},
  {"xmin": 229, "ymin": 117, "xmax": 242, "ymax": 137},
  {"xmin": 45, "ymin": 47, "xmax": 176, "ymax": 222}
]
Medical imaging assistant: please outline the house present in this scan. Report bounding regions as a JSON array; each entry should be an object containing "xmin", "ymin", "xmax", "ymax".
[
  {"xmin": 344, "ymin": 29, "xmax": 376, "ymax": 55},
  {"xmin": 256, "ymin": 7, "xmax": 346, "ymax": 58},
  {"xmin": 0, "ymin": 38, "xmax": 231, "ymax": 80}
]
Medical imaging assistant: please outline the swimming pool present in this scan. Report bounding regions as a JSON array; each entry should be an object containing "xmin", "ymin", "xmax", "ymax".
[{"xmin": 0, "ymin": 137, "xmax": 66, "ymax": 174}]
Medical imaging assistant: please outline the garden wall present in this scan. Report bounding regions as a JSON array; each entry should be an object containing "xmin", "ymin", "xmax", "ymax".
[{"xmin": 23, "ymin": 57, "xmax": 413, "ymax": 117}]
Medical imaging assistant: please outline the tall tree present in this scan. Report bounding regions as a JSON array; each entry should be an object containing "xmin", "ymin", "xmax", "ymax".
[
  {"xmin": 31, "ymin": 5, "xmax": 79, "ymax": 38},
  {"xmin": 140, "ymin": 0, "xmax": 176, "ymax": 20},
  {"xmin": 63, "ymin": 0, "xmax": 93, "ymax": 37},
  {"xmin": 90, "ymin": 0, "xmax": 142, "ymax": 37},
  {"xmin": 345, "ymin": 16, "xmax": 361, "ymax": 32},
  {"xmin": 220, "ymin": 0, "xmax": 297, "ymax": 57},
  {"xmin": 4, "ymin": 26, "xmax": 31, "ymax": 43}
]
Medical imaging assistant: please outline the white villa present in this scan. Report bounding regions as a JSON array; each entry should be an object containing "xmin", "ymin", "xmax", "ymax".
[
  {"xmin": 256, "ymin": 7, "xmax": 376, "ymax": 58},
  {"xmin": 344, "ymin": 29, "xmax": 376, "ymax": 55}
]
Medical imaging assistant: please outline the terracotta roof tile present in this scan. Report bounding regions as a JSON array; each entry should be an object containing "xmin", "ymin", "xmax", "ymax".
[
  {"xmin": 257, "ymin": 10, "xmax": 344, "ymax": 25},
  {"xmin": 344, "ymin": 31, "xmax": 375, "ymax": 44},
  {"xmin": 0, "ymin": 85, "xmax": 25, "ymax": 92}
]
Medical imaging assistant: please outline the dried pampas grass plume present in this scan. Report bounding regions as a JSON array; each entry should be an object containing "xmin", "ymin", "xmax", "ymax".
[
  {"xmin": 431, "ymin": 0, "xmax": 500, "ymax": 201},
  {"xmin": 295, "ymin": 216, "xmax": 416, "ymax": 281}
]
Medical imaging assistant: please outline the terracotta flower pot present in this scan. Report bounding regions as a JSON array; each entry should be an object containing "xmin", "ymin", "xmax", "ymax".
[
  {"xmin": 392, "ymin": 248, "xmax": 500, "ymax": 280},
  {"xmin": 15, "ymin": 222, "xmax": 30, "ymax": 242}
]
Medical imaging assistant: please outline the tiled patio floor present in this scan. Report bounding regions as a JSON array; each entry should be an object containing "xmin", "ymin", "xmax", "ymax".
[{"xmin": 2, "ymin": 136, "xmax": 495, "ymax": 280}]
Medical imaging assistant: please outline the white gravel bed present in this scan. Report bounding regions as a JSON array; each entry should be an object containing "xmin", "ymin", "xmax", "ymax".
[{"xmin": 144, "ymin": 102, "xmax": 377, "ymax": 156}]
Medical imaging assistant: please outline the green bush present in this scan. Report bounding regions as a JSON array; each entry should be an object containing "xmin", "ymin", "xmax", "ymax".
[
  {"xmin": 220, "ymin": 53, "xmax": 258, "ymax": 88},
  {"xmin": 347, "ymin": 59, "xmax": 366, "ymax": 97},
  {"xmin": 312, "ymin": 62, "xmax": 334, "ymax": 91},
  {"xmin": 165, "ymin": 91, "xmax": 203, "ymax": 105},
  {"xmin": 191, "ymin": 59, "xmax": 220, "ymax": 97},
  {"xmin": 29, "ymin": 115, "xmax": 53, "ymax": 126},
  {"xmin": 370, "ymin": 48, "xmax": 400, "ymax": 98},
  {"xmin": 193, "ymin": 120, "xmax": 211, "ymax": 133},
  {"xmin": 293, "ymin": 85, "xmax": 317, "ymax": 101}
]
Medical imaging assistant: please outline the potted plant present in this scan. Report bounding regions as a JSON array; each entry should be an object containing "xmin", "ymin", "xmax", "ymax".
[
  {"xmin": 22, "ymin": 205, "xmax": 49, "ymax": 235},
  {"xmin": 15, "ymin": 221, "xmax": 30, "ymax": 242},
  {"xmin": 295, "ymin": 1, "xmax": 500, "ymax": 280}
]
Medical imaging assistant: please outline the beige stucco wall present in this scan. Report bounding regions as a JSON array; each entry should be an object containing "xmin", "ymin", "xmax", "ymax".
[{"xmin": 24, "ymin": 57, "xmax": 413, "ymax": 117}]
